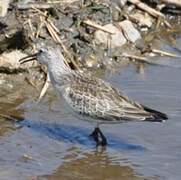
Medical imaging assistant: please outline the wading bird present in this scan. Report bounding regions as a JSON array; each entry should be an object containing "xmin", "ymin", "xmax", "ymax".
[{"xmin": 19, "ymin": 45, "xmax": 168, "ymax": 146}]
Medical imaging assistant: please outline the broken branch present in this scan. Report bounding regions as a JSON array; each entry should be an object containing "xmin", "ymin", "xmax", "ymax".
[{"xmin": 83, "ymin": 19, "xmax": 115, "ymax": 34}]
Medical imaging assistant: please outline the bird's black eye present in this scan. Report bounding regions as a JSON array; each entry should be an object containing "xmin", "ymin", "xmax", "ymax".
[{"xmin": 39, "ymin": 49, "xmax": 43, "ymax": 53}]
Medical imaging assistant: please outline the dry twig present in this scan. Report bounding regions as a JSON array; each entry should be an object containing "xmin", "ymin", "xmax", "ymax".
[
  {"xmin": 161, "ymin": 0, "xmax": 181, "ymax": 7},
  {"xmin": 25, "ymin": 77, "xmax": 38, "ymax": 90},
  {"xmin": 151, "ymin": 49, "xmax": 181, "ymax": 58},
  {"xmin": 38, "ymin": 73, "xmax": 50, "ymax": 101},
  {"xmin": 17, "ymin": 0, "xmax": 79, "ymax": 10},
  {"xmin": 83, "ymin": 19, "xmax": 115, "ymax": 34},
  {"xmin": 17, "ymin": 3, "xmax": 54, "ymax": 10},
  {"xmin": 45, "ymin": 21, "xmax": 79, "ymax": 69},
  {"xmin": 127, "ymin": 0, "xmax": 171, "ymax": 27},
  {"xmin": 27, "ymin": 18, "xmax": 35, "ymax": 38},
  {"xmin": 121, "ymin": 53, "xmax": 151, "ymax": 64},
  {"xmin": 128, "ymin": 0, "xmax": 165, "ymax": 18},
  {"xmin": 36, "ymin": 13, "xmax": 47, "ymax": 38}
]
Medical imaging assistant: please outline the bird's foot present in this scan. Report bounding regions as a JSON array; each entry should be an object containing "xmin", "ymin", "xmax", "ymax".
[
  {"xmin": 97, "ymin": 128, "xmax": 107, "ymax": 146},
  {"xmin": 89, "ymin": 127, "xmax": 99, "ymax": 144},
  {"xmin": 90, "ymin": 127, "xmax": 107, "ymax": 146}
]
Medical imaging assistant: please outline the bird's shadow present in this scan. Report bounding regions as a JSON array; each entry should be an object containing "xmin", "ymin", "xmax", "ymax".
[{"xmin": 18, "ymin": 119, "xmax": 145, "ymax": 151}]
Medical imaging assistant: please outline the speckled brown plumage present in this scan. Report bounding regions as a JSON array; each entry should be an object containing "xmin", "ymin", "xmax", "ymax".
[
  {"xmin": 54, "ymin": 72, "xmax": 167, "ymax": 123},
  {"xmin": 19, "ymin": 46, "xmax": 168, "ymax": 146}
]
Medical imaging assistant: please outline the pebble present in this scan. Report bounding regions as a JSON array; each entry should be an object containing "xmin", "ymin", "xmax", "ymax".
[
  {"xmin": 94, "ymin": 20, "xmax": 141, "ymax": 47},
  {"xmin": 94, "ymin": 23, "xmax": 126, "ymax": 48},
  {"xmin": 0, "ymin": 0, "xmax": 10, "ymax": 17}
]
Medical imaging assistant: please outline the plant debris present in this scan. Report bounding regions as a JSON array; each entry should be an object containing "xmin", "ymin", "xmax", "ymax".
[{"xmin": 0, "ymin": 0, "xmax": 180, "ymax": 92}]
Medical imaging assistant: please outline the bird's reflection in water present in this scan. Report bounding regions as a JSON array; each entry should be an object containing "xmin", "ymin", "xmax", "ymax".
[
  {"xmin": 19, "ymin": 119, "xmax": 145, "ymax": 151},
  {"xmin": 38, "ymin": 146, "xmax": 146, "ymax": 180}
]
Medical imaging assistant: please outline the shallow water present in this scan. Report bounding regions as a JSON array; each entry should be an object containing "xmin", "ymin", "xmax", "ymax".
[{"xmin": 0, "ymin": 35, "xmax": 181, "ymax": 180}]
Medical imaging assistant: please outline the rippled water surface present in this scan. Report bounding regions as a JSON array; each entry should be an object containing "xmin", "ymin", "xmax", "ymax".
[{"xmin": 0, "ymin": 35, "xmax": 181, "ymax": 180}]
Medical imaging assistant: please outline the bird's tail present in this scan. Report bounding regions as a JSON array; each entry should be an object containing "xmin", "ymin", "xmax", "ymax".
[{"xmin": 143, "ymin": 106, "xmax": 168, "ymax": 122}]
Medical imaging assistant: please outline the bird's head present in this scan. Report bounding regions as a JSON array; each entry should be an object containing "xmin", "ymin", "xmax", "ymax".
[
  {"xmin": 19, "ymin": 46, "xmax": 58, "ymax": 66},
  {"xmin": 19, "ymin": 44, "xmax": 72, "ymax": 76}
]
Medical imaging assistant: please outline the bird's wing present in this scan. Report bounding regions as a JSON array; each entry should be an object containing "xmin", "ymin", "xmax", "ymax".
[{"xmin": 62, "ymin": 74, "xmax": 153, "ymax": 122}]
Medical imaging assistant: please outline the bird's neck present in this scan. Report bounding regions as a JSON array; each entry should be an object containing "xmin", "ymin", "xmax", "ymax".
[{"xmin": 47, "ymin": 58, "xmax": 72, "ymax": 86}]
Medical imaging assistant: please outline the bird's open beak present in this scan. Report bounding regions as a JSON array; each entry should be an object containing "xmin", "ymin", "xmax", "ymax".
[{"xmin": 19, "ymin": 52, "xmax": 39, "ymax": 64}]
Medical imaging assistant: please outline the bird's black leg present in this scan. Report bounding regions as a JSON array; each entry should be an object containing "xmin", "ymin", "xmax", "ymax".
[
  {"xmin": 97, "ymin": 128, "xmax": 107, "ymax": 146},
  {"xmin": 90, "ymin": 127, "xmax": 107, "ymax": 146},
  {"xmin": 89, "ymin": 127, "xmax": 100, "ymax": 144}
]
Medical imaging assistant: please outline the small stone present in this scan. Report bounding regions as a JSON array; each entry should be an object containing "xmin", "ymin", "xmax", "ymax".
[
  {"xmin": 0, "ymin": 0, "xmax": 10, "ymax": 17},
  {"xmin": 0, "ymin": 79, "xmax": 5, "ymax": 85},
  {"xmin": 85, "ymin": 54, "xmax": 100, "ymax": 68},
  {"xmin": 119, "ymin": 20, "xmax": 141, "ymax": 43},
  {"xmin": 94, "ymin": 24, "xmax": 127, "ymax": 48},
  {"xmin": 118, "ymin": 0, "xmax": 127, "ymax": 7},
  {"xmin": 129, "ymin": 12, "xmax": 153, "ymax": 28}
]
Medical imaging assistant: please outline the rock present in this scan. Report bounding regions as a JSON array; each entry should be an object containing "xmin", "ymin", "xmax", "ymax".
[
  {"xmin": 94, "ymin": 20, "xmax": 141, "ymax": 48},
  {"xmin": 129, "ymin": 12, "xmax": 153, "ymax": 28},
  {"xmin": 119, "ymin": 20, "xmax": 141, "ymax": 43},
  {"xmin": 118, "ymin": 0, "xmax": 128, "ymax": 7},
  {"xmin": 0, "ymin": 0, "xmax": 10, "ymax": 17},
  {"xmin": 94, "ymin": 24, "xmax": 127, "ymax": 48},
  {"xmin": 85, "ymin": 54, "xmax": 101, "ymax": 68}
]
